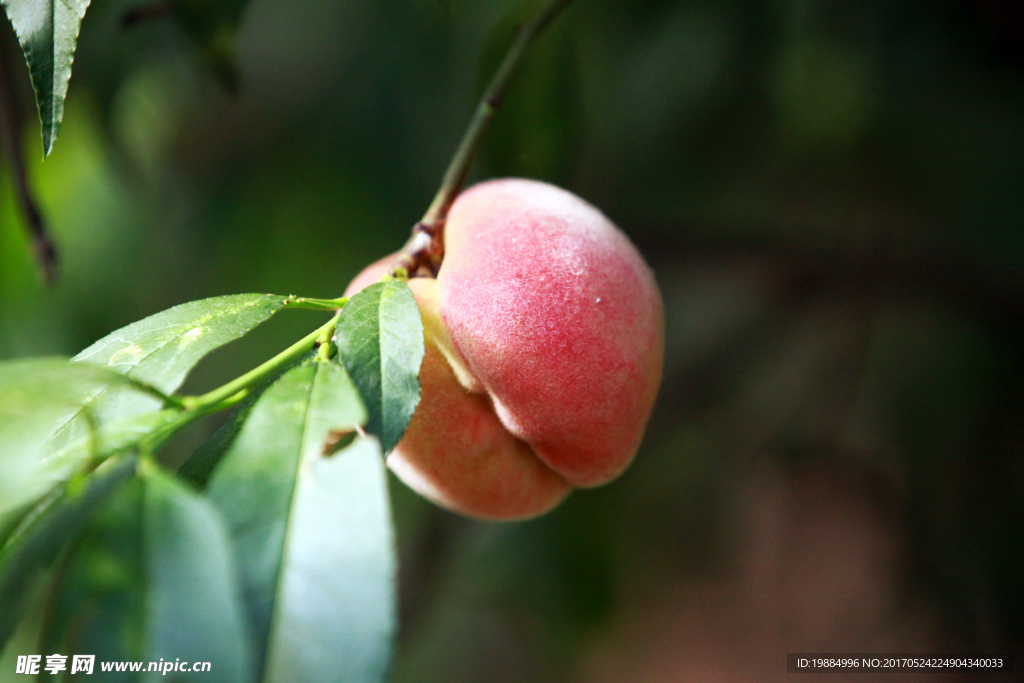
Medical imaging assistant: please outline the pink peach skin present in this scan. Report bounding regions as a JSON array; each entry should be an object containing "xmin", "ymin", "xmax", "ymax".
[{"xmin": 346, "ymin": 179, "xmax": 664, "ymax": 520}]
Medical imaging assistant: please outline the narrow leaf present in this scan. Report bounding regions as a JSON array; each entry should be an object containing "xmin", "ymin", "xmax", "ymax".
[
  {"xmin": 0, "ymin": 454, "xmax": 136, "ymax": 651},
  {"xmin": 1, "ymin": 0, "xmax": 91, "ymax": 156},
  {"xmin": 178, "ymin": 353, "xmax": 310, "ymax": 490},
  {"xmin": 32, "ymin": 466, "xmax": 251, "ymax": 682},
  {"xmin": 34, "ymin": 477, "xmax": 144, "ymax": 677},
  {"xmin": 39, "ymin": 408, "xmax": 180, "ymax": 481},
  {"xmin": 0, "ymin": 358, "xmax": 152, "ymax": 521},
  {"xmin": 142, "ymin": 465, "xmax": 251, "ymax": 682},
  {"xmin": 0, "ymin": 504, "xmax": 31, "ymax": 553},
  {"xmin": 207, "ymin": 360, "xmax": 396, "ymax": 683},
  {"xmin": 49, "ymin": 294, "xmax": 288, "ymax": 455},
  {"xmin": 75, "ymin": 294, "xmax": 286, "ymax": 389},
  {"xmin": 263, "ymin": 437, "xmax": 394, "ymax": 683},
  {"xmin": 335, "ymin": 280, "xmax": 424, "ymax": 454}
]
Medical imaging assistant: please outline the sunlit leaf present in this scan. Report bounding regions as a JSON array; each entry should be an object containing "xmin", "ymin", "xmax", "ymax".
[
  {"xmin": 39, "ymin": 408, "xmax": 180, "ymax": 481},
  {"xmin": 335, "ymin": 280, "xmax": 424, "ymax": 454},
  {"xmin": 0, "ymin": 0, "xmax": 90, "ymax": 156},
  {"xmin": 49, "ymin": 294, "xmax": 288, "ymax": 456},
  {"xmin": 207, "ymin": 360, "xmax": 395, "ymax": 683},
  {"xmin": 0, "ymin": 358, "xmax": 152, "ymax": 521}
]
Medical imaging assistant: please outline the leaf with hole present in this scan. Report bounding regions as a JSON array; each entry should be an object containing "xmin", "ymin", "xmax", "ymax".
[{"xmin": 206, "ymin": 359, "xmax": 396, "ymax": 683}]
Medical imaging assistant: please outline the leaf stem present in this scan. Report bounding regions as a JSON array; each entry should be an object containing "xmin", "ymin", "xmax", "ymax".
[
  {"xmin": 283, "ymin": 296, "xmax": 348, "ymax": 311},
  {"xmin": 137, "ymin": 311, "xmax": 342, "ymax": 452},
  {"xmin": 141, "ymin": 390, "xmax": 249, "ymax": 454},
  {"xmin": 127, "ymin": 378, "xmax": 184, "ymax": 409},
  {"xmin": 182, "ymin": 313, "xmax": 340, "ymax": 412},
  {"xmin": 392, "ymin": 0, "xmax": 576, "ymax": 277},
  {"xmin": 64, "ymin": 306, "xmax": 345, "ymax": 471}
]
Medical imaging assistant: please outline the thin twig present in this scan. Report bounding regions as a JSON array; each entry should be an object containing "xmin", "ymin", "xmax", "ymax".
[
  {"xmin": 179, "ymin": 313, "xmax": 341, "ymax": 412},
  {"xmin": 283, "ymin": 295, "xmax": 349, "ymax": 311},
  {"xmin": 391, "ymin": 0, "xmax": 576, "ymax": 277},
  {"xmin": 0, "ymin": 46, "xmax": 57, "ymax": 283}
]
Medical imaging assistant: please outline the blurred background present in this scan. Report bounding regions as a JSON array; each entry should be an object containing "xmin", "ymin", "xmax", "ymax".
[{"xmin": 1, "ymin": 0, "xmax": 1023, "ymax": 679}]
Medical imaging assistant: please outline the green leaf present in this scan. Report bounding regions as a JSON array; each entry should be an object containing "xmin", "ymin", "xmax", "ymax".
[
  {"xmin": 207, "ymin": 360, "xmax": 396, "ymax": 683},
  {"xmin": 178, "ymin": 352, "xmax": 310, "ymax": 490},
  {"xmin": 177, "ymin": 391, "xmax": 262, "ymax": 491},
  {"xmin": 0, "ymin": 454, "xmax": 136, "ymax": 652},
  {"xmin": 49, "ymin": 294, "xmax": 287, "ymax": 456},
  {"xmin": 0, "ymin": 358, "xmax": 153, "ymax": 521},
  {"xmin": 0, "ymin": 504, "xmax": 31, "ymax": 554},
  {"xmin": 335, "ymin": 280, "xmax": 424, "ymax": 454},
  {"xmin": 75, "ymin": 292, "xmax": 287, "ymax": 394},
  {"xmin": 1, "ymin": 0, "xmax": 90, "ymax": 156},
  {"xmin": 33, "ymin": 466, "xmax": 251, "ymax": 682},
  {"xmin": 40, "ymin": 408, "xmax": 180, "ymax": 479},
  {"xmin": 141, "ymin": 465, "xmax": 251, "ymax": 681},
  {"xmin": 0, "ymin": 569, "xmax": 51, "ymax": 681},
  {"xmin": 35, "ymin": 478, "xmax": 144, "ymax": 680}
]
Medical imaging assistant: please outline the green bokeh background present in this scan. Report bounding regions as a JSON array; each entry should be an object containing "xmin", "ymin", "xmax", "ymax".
[{"xmin": 2, "ymin": 0, "xmax": 1023, "ymax": 678}]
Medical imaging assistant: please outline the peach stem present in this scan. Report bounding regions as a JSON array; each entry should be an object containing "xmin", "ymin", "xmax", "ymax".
[{"xmin": 389, "ymin": 0, "xmax": 577, "ymax": 279}]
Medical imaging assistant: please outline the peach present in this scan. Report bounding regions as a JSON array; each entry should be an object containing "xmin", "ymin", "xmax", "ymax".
[{"xmin": 345, "ymin": 179, "xmax": 663, "ymax": 520}]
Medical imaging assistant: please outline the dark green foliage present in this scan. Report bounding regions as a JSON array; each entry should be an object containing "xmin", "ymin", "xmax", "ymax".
[
  {"xmin": 0, "ymin": 288, "xmax": 409, "ymax": 680},
  {"xmin": 0, "ymin": 455, "xmax": 137, "ymax": 651},
  {"xmin": 34, "ymin": 466, "xmax": 251, "ymax": 682},
  {"xmin": 336, "ymin": 280, "xmax": 425, "ymax": 455},
  {"xmin": 173, "ymin": 0, "xmax": 251, "ymax": 92}
]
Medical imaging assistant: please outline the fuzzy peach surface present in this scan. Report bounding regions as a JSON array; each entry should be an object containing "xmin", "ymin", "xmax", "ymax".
[{"xmin": 345, "ymin": 179, "xmax": 664, "ymax": 520}]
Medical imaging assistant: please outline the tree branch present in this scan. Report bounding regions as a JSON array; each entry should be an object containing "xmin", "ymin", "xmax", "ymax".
[
  {"xmin": 0, "ymin": 46, "xmax": 57, "ymax": 284},
  {"xmin": 391, "ymin": 0, "xmax": 576, "ymax": 278}
]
